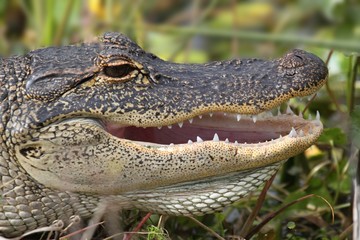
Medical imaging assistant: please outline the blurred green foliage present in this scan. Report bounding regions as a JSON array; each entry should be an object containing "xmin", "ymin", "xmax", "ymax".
[{"xmin": 0, "ymin": 0, "xmax": 358, "ymax": 239}]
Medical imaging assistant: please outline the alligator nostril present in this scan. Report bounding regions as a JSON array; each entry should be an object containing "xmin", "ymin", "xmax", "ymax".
[
  {"xmin": 286, "ymin": 72, "xmax": 296, "ymax": 77},
  {"xmin": 280, "ymin": 51, "xmax": 306, "ymax": 68},
  {"xmin": 294, "ymin": 54, "xmax": 303, "ymax": 61}
]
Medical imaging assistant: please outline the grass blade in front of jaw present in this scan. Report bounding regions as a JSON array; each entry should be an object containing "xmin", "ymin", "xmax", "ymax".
[
  {"xmin": 239, "ymin": 172, "xmax": 277, "ymax": 237},
  {"xmin": 245, "ymin": 194, "xmax": 335, "ymax": 239}
]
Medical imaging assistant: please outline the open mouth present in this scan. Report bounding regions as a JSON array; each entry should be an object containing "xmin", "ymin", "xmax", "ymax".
[
  {"xmin": 104, "ymin": 105, "xmax": 322, "ymax": 149},
  {"xmin": 19, "ymin": 102, "xmax": 323, "ymax": 196}
]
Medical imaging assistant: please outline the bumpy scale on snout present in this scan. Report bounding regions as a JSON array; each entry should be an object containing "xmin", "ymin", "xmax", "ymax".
[{"xmin": 0, "ymin": 32, "xmax": 328, "ymax": 237}]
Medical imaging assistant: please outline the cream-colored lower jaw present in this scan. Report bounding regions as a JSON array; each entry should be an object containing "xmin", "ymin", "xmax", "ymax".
[
  {"xmin": 129, "ymin": 117, "xmax": 322, "ymax": 171},
  {"xmin": 118, "ymin": 161, "xmax": 284, "ymax": 216}
]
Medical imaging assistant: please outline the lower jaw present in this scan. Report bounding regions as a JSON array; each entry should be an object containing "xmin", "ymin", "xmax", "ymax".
[{"xmin": 115, "ymin": 161, "xmax": 284, "ymax": 216}]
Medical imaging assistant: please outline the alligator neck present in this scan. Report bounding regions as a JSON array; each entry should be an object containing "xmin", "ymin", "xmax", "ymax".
[{"xmin": 0, "ymin": 56, "xmax": 30, "ymax": 184}]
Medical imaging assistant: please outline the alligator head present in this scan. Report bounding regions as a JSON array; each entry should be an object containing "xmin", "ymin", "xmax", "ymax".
[{"xmin": 10, "ymin": 32, "xmax": 328, "ymax": 222}]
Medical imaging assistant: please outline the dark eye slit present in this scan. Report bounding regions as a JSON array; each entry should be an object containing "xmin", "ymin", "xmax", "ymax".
[{"xmin": 104, "ymin": 64, "xmax": 135, "ymax": 78}]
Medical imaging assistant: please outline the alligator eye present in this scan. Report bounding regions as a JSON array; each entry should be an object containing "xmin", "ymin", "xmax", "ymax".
[{"xmin": 103, "ymin": 64, "xmax": 135, "ymax": 78}]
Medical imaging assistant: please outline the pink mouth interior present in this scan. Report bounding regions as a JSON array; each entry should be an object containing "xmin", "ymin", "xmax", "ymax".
[{"xmin": 105, "ymin": 113, "xmax": 288, "ymax": 145}]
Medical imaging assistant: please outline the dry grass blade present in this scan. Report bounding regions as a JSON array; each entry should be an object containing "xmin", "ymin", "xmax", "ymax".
[
  {"xmin": 302, "ymin": 93, "xmax": 317, "ymax": 115},
  {"xmin": 303, "ymin": 50, "xmax": 336, "ymax": 115},
  {"xmin": 323, "ymin": 49, "xmax": 342, "ymax": 113},
  {"xmin": 245, "ymin": 194, "xmax": 335, "ymax": 239},
  {"xmin": 239, "ymin": 172, "xmax": 277, "ymax": 236},
  {"xmin": 123, "ymin": 212, "xmax": 152, "ymax": 240},
  {"xmin": 339, "ymin": 223, "xmax": 353, "ymax": 240},
  {"xmin": 188, "ymin": 216, "xmax": 225, "ymax": 240},
  {"xmin": 59, "ymin": 221, "xmax": 104, "ymax": 239}
]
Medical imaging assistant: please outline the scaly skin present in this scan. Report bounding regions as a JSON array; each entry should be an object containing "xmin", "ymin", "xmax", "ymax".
[{"xmin": 0, "ymin": 32, "xmax": 328, "ymax": 237}]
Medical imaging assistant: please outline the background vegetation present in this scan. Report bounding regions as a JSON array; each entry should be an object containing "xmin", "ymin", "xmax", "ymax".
[{"xmin": 0, "ymin": 0, "xmax": 358, "ymax": 239}]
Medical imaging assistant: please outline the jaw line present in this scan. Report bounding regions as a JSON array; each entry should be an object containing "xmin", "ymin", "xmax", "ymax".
[
  {"xmin": 102, "ymin": 113, "xmax": 323, "ymax": 174},
  {"xmin": 104, "ymin": 111, "xmax": 323, "ymax": 151}
]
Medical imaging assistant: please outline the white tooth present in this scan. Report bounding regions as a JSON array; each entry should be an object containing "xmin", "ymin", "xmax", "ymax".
[
  {"xmin": 209, "ymin": 113, "xmax": 213, "ymax": 117},
  {"xmin": 277, "ymin": 107, "xmax": 281, "ymax": 116},
  {"xmin": 299, "ymin": 129, "xmax": 304, "ymax": 137},
  {"xmin": 237, "ymin": 114, "xmax": 241, "ymax": 121},
  {"xmin": 279, "ymin": 134, "xmax": 282, "ymax": 138},
  {"xmin": 178, "ymin": 122, "xmax": 183, "ymax": 128},
  {"xmin": 196, "ymin": 136, "xmax": 203, "ymax": 142},
  {"xmin": 309, "ymin": 126, "xmax": 313, "ymax": 134},
  {"xmin": 224, "ymin": 113, "xmax": 227, "ymax": 116},
  {"xmin": 252, "ymin": 116, "xmax": 257, "ymax": 123},
  {"xmin": 316, "ymin": 111, "xmax": 320, "ymax": 121},
  {"xmin": 308, "ymin": 114, "xmax": 312, "ymax": 120},
  {"xmin": 188, "ymin": 140, "xmax": 193, "ymax": 144},
  {"xmin": 289, "ymin": 127, "xmax": 297, "ymax": 138},
  {"xmin": 213, "ymin": 133, "xmax": 219, "ymax": 142},
  {"xmin": 168, "ymin": 125, "xmax": 172, "ymax": 129},
  {"xmin": 157, "ymin": 126, "xmax": 162, "ymax": 130},
  {"xmin": 292, "ymin": 127, "xmax": 298, "ymax": 137},
  {"xmin": 286, "ymin": 105, "xmax": 294, "ymax": 114},
  {"xmin": 288, "ymin": 129, "xmax": 294, "ymax": 138},
  {"xmin": 225, "ymin": 138, "xmax": 229, "ymax": 143},
  {"xmin": 189, "ymin": 118, "xmax": 193, "ymax": 124},
  {"xmin": 198, "ymin": 115, "xmax": 203, "ymax": 119},
  {"xmin": 170, "ymin": 143, "xmax": 174, "ymax": 146},
  {"xmin": 235, "ymin": 141, "xmax": 239, "ymax": 145},
  {"xmin": 299, "ymin": 111, "xmax": 303, "ymax": 118}
]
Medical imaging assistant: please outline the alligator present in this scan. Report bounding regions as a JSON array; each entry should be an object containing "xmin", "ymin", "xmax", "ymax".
[{"xmin": 0, "ymin": 32, "xmax": 328, "ymax": 237}]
